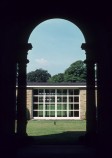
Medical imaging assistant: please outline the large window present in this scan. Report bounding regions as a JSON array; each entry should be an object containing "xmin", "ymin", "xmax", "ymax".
[{"xmin": 33, "ymin": 88, "xmax": 80, "ymax": 119}]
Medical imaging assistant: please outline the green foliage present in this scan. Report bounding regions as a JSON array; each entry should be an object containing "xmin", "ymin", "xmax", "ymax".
[
  {"xmin": 48, "ymin": 73, "xmax": 64, "ymax": 83},
  {"xmin": 27, "ymin": 60, "xmax": 86, "ymax": 83},
  {"xmin": 27, "ymin": 68, "xmax": 51, "ymax": 82},
  {"xmin": 64, "ymin": 60, "xmax": 87, "ymax": 82},
  {"xmin": 49, "ymin": 60, "xmax": 87, "ymax": 82}
]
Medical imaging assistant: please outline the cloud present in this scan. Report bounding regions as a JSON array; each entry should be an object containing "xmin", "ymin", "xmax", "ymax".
[{"xmin": 35, "ymin": 58, "xmax": 48, "ymax": 66}]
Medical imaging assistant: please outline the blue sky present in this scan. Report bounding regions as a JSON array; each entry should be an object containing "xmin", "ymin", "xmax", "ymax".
[{"xmin": 27, "ymin": 18, "xmax": 86, "ymax": 76}]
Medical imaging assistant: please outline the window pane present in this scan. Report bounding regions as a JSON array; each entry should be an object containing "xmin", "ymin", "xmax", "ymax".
[
  {"xmin": 62, "ymin": 111, "xmax": 67, "ymax": 117},
  {"xmin": 38, "ymin": 111, "xmax": 43, "ymax": 117},
  {"xmin": 50, "ymin": 89, "xmax": 55, "ymax": 95},
  {"xmin": 69, "ymin": 111, "xmax": 73, "ymax": 117},
  {"xmin": 74, "ymin": 89, "xmax": 79, "ymax": 95},
  {"xmin": 33, "ymin": 97, "xmax": 38, "ymax": 102},
  {"xmin": 50, "ymin": 111, "xmax": 55, "ymax": 117},
  {"xmin": 39, "ymin": 97, "xmax": 43, "ymax": 102},
  {"xmin": 57, "ymin": 97, "xmax": 62, "ymax": 102},
  {"xmin": 33, "ymin": 111, "xmax": 38, "ymax": 117},
  {"xmin": 45, "ymin": 89, "xmax": 50, "ymax": 95},
  {"xmin": 45, "ymin": 111, "xmax": 49, "ymax": 117},
  {"xmin": 63, "ymin": 97, "xmax": 67, "ymax": 102},
  {"xmin": 39, "ymin": 104, "xmax": 43, "ymax": 110},
  {"xmin": 63, "ymin": 89, "xmax": 67, "ymax": 95},
  {"xmin": 33, "ymin": 104, "xmax": 38, "ymax": 110},
  {"xmin": 69, "ymin": 104, "xmax": 73, "ymax": 110},
  {"xmin": 69, "ymin": 89, "xmax": 73, "ymax": 95},
  {"xmin": 45, "ymin": 104, "xmax": 49, "ymax": 110},
  {"xmin": 69, "ymin": 97, "xmax": 73, "ymax": 102},
  {"xmin": 50, "ymin": 97, "xmax": 55, "ymax": 102},
  {"xmin": 57, "ymin": 111, "xmax": 62, "ymax": 117},
  {"xmin": 57, "ymin": 89, "xmax": 62, "ymax": 95},
  {"xmin": 63, "ymin": 104, "xmax": 67, "ymax": 110},
  {"xmin": 33, "ymin": 89, "xmax": 38, "ymax": 95},
  {"xmin": 39, "ymin": 89, "xmax": 43, "ymax": 95},
  {"xmin": 74, "ymin": 97, "xmax": 79, "ymax": 102},
  {"xmin": 74, "ymin": 104, "xmax": 79, "ymax": 109},
  {"xmin": 45, "ymin": 97, "xmax": 49, "ymax": 102},
  {"xmin": 57, "ymin": 104, "xmax": 62, "ymax": 110},
  {"xmin": 74, "ymin": 111, "xmax": 79, "ymax": 117},
  {"xmin": 50, "ymin": 104, "xmax": 55, "ymax": 110}
]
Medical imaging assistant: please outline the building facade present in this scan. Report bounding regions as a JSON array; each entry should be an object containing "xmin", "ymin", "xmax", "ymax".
[{"xmin": 25, "ymin": 82, "xmax": 87, "ymax": 120}]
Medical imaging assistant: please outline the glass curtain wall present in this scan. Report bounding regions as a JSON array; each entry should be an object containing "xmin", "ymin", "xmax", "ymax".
[{"xmin": 33, "ymin": 88, "xmax": 79, "ymax": 119}]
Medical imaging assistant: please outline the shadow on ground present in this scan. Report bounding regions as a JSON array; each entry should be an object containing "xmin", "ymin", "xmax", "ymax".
[
  {"xmin": 27, "ymin": 131, "xmax": 86, "ymax": 145},
  {"xmin": 16, "ymin": 131, "xmax": 98, "ymax": 158}
]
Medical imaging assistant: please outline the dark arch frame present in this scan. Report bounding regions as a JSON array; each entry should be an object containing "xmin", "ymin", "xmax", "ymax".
[{"xmin": 1, "ymin": 2, "xmax": 112, "ymax": 156}]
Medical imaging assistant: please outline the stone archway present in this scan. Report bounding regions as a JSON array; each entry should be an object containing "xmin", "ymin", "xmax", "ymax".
[{"xmin": 16, "ymin": 16, "xmax": 97, "ymax": 143}]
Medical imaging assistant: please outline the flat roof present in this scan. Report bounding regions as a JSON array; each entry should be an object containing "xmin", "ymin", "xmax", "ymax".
[{"xmin": 26, "ymin": 82, "xmax": 87, "ymax": 88}]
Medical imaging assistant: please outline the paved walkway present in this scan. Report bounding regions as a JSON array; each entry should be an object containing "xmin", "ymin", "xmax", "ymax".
[{"xmin": 17, "ymin": 144, "xmax": 97, "ymax": 158}]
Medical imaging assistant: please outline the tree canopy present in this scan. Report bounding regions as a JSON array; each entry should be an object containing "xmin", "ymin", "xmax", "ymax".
[
  {"xmin": 48, "ymin": 73, "xmax": 64, "ymax": 83},
  {"xmin": 49, "ymin": 60, "xmax": 87, "ymax": 82},
  {"xmin": 64, "ymin": 60, "xmax": 87, "ymax": 82},
  {"xmin": 27, "ymin": 60, "xmax": 87, "ymax": 83},
  {"xmin": 27, "ymin": 69, "xmax": 51, "ymax": 82}
]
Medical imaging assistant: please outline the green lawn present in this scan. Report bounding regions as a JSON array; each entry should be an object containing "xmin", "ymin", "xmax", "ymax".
[{"xmin": 27, "ymin": 120, "xmax": 86, "ymax": 144}]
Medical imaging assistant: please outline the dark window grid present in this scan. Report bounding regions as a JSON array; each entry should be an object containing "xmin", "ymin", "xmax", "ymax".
[
  {"xmin": 74, "ymin": 90, "xmax": 79, "ymax": 95},
  {"xmin": 44, "ymin": 93, "xmax": 54, "ymax": 95},
  {"xmin": 33, "ymin": 104, "xmax": 38, "ymax": 110},
  {"xmin": 45, "ymin": 105, "xmax": 55, "ymax": 110},
  {"xmin": 57, "ymin": 89, "xmax": 67, "ymax": 95},
  {"xmin": 33, "ymin": 97, "xmax": 38, "ymax": 102},
  {"xmin": 57, "ymin": 111, "xmax": 67, "ymax": 117},
  {"xmin": 57, "ymin": 97, "xmax": 62, "ymax": 102},
  {"xmin": 45, "ymin": 104, "xmax": 55, "ymax": 110},
  {"xmin": 33, "ymin": 111, "xmax": 38, "ymax": 117},
  {"xmin": 38, "ymin": 98, "xmax": 44, "ymax": 102},
  {"xmin": 45, "ymin": 105, "xmax": 50, "ymax": 110},
  {"xmin": 49, "ymin": 111, "xmax": 55, "ymax": 117},
  {"xmin": 45, "ymin": 89, "xmax": 55, "ymax": 95},
  {"xmin": 57, "ymin": 111, "xmax": 63, "ymax": 117},
  {"xmin": 33, "ymin": 89, "xmax": 39, "ymax": 95},
  {"xmin": 45, "ymin": 111, "xmax": 50, "ymax": 117},
  {"xmin": 68, "ymin": 110, "xmax": 79, "ymax": 117},
  {"xmin": 57, "ymin": 104, "xmax": 63, "ymax": 110},
  {"xmin": 38, "ymin": 104, "xmax": 43, "ymax": 110},
  {"xmin": 74, "ymin": 97, "xmax": 79, "ymax": 102},
  {"xmin": 57, "ymin": 104, "xmax": 67, "ymax": 110},
  {"xmin": 45, "ymin": 97, "xmax": 55, "ymax": 102},
  {"xmin": 38, "ymin": 111, "xmax": 43, "ymax": 117}
]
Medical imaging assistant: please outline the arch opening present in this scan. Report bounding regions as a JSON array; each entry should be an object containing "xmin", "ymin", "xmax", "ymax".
[{"xmin": 24, "ymin": 18, "xmax": 87, "ymax": 144}]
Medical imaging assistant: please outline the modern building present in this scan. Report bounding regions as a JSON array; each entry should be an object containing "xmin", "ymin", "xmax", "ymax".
[{"xmin": 23, "ymin": 82, "xmax": 88, "ymax": 120}]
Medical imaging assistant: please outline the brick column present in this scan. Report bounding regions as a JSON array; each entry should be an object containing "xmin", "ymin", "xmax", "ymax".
[{"xmin": 16, "ymin": 43, "xmax": 32, "ymax": 136}]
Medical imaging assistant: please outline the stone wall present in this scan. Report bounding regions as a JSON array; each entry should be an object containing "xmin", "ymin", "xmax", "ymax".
[
  {"xmin": 26, "ymin": 88, "xmax": 33, "ymax": 119},
  {"xmin": 80, "ymin": 89, "xmax": 86, "ymax": 120}
]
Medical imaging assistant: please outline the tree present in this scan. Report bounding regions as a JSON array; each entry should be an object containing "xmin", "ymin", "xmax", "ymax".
[
  {"xmin": 27, "ymin": 69, "xmax": 51, "ymax": 82},
  {"xmin": 48, "ymin": 73, "xmax": 64, "ymax": 83},
  {"xmin": 64, "ymin": 60, "xmax": 87, "ymax": 82},
  {"xmin": 48, "ymin": 60, "xmax": 87, "ymax": 83}
]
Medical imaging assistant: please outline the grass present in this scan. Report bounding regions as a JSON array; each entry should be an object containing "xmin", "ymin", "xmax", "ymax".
[{"xmin": 26, "ymin": 120, "xmax": 86, "ymax": 144}]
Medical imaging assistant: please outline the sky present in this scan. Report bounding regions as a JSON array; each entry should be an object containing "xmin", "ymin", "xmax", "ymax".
[{"xmin": 27, "ymin": 18, "xmax": 86, "ymax": 76}]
